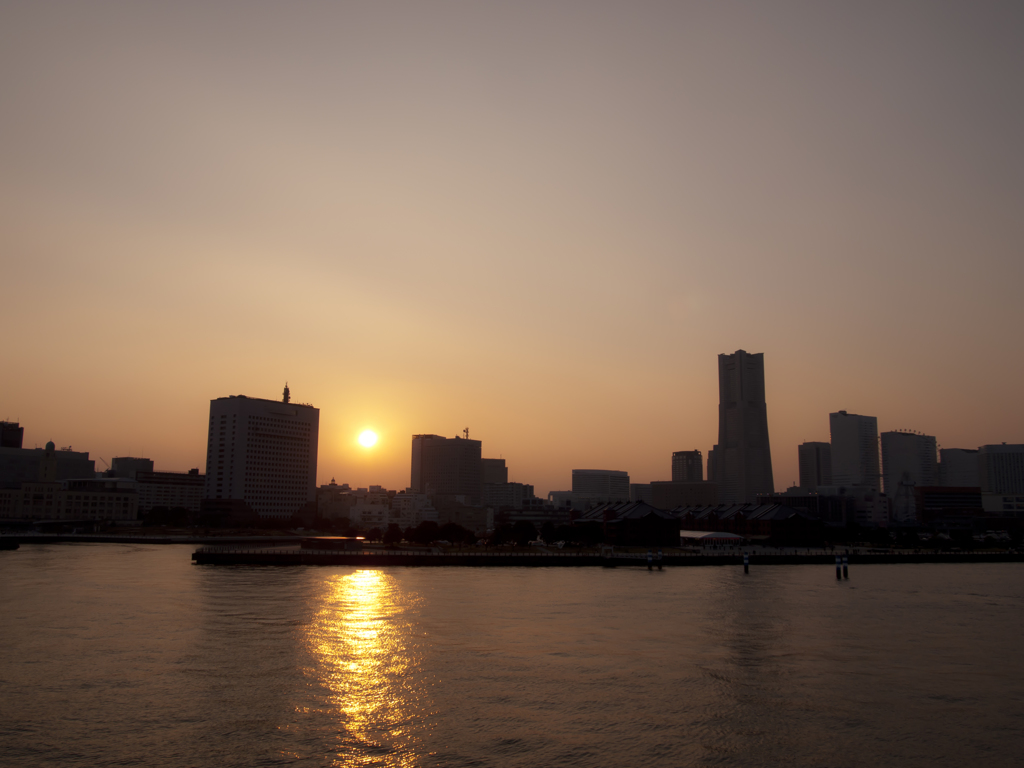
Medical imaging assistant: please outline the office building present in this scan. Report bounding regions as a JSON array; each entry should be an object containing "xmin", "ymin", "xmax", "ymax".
[
  {"xmin": 204, "ymin": 387, "xmax": 319, "ymax": 519},
  {"xmin": 707, "ymin": 446, "xmax": 718, "ymax": 483},
  {"xmin": 0, "ymin": 441, "xmax": 94, "ymax": 489},
  {"xmin": 650, "ymin": 481, "xmax": 718, "ymax": 509},
  {"xmin": 798, "ymin": 442, "xmax": 832, "ymax": 488},
  {"xmin": 571, "ymin": 469, "xmax": 630, "ymax": 506},
  {"xmin": 829, "ymin": 411, "xmax": 880, "ymax": 488},
  {"xmin": 881, "ymin": 431, "xmax": 938, "ymax": 523},
  {"xmin": 939, "ymin": 448, "xmax": 980, "ymax": 487},
  {"xmin": 716, "ymin": 350, "xmax": 774, "ymax": 503},
  {"xmin": 481, "ymin": 458, "xmax": 508, "ymax": 485},
  {"xmin": 483, "ymin": 481, "xmax": 535, "ymax": 509},
  {"xmin": 978, "ymin": 444, "xmax": 1024, "ymax": 494},
  {"xmin": 1, "ymin": 421, "xmax": 24, "ymax": 448},
  {"xmin": 672, "ymin": 450, "xmax": 703, "ymax": 483},
  {"xmin": 135, "ymin": 469, "xmax": 204, "ymax": 515},
  {"xmin": 111, "ymin": 456, "xmax": 155, "ymax": 479},
  {"xmin": 411, "ymin": 434, "xmax": 483, "ymax": 504},
  {"xmin": 0, "ymin": 476, "xmax": 138, "ymax": 523},
  {"xmin": 629, "ymin": 483, "xmax": 652, "ymax": 503}
]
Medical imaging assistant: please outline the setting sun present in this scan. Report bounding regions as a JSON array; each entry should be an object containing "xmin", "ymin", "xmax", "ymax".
[{"xmin": 358, "ymin": 430, "xmax": 378, "ymax": 448}]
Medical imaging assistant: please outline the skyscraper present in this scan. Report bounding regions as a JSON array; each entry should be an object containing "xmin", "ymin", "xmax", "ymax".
[
  {"xmin": 671, "ymin": 450, "xmax": 703, "ymax": 482},
  {"xmin": 716, "ymin": 350, "xmax": 774, "ymax": 503},
  {"xmin": 881, "ymin": 431, "xmax": 938, "ymax": 523},
  {"xmin": 797, "ymin": 442, "xmax": 832, "ymax": 488},
  {"xmin": 411, "ymin": 434, "xmax": 483, "ymax": 504},
  {"xmin": 829, "ymin": 411, "xmax": 880, "ymax": 488},
  {"xmin": 203, "ymin": 387, "xmax": 319, "ymax": 519}
]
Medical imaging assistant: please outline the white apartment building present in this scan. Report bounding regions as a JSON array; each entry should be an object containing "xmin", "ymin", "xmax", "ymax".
[{"xmin": 204, "ymin": 387, "xmax": 319, "ymax": 519}]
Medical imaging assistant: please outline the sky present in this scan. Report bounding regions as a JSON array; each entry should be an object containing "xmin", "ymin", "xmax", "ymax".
[{"xmin": 2, "ymin": 1, "xmax": 1022, "ymax": 496}]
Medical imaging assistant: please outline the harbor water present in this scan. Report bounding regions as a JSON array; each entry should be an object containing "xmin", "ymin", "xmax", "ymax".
[{"xmin": 1, "ymin": 544, "xmax": 1021, "ymax": 767}]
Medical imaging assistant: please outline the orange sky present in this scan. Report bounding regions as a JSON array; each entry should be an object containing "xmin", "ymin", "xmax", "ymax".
[{"xmin": 2, "ymin": 2, "xmax": 1022, "ymax": 496}]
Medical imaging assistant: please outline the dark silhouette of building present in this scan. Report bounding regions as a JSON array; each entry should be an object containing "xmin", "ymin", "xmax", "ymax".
[
  {"xmin": 716, "ymin": 350, "xmax": 774, "ymax": 503},
  {"xmin": 481, "ymin": 458, "xmax": 508, "ymax": 484},
  {"xmin": 110, "ymin": 456, "xmax": 155, "ymax": 479},
  {"xmin": 671, "ymin": 450, "xmax": 703, "ymax": 482},
  {"xmin": 0, "ymin": 440, "xmax": 94, "ymax": 489},
  {"xmin": 797, "ymin": 442, "xmax": 832, "ymax": 488},
  {"xmin": 829, "ymin": 410, "xmax": 880, "ymax": 488},
  {"xmin": 1, "ymin": 421, "xmax": 24, "ymax": 449},
  {"xmin": 650, "ymin": 481, "xmax": 718, "ymax": 509},
  {"xmin": 411, "ymin": 434, "xmax": 483, "ymax": 504},
  {"xmin": 707, "ymin": 445, "xmax": 718, "ymax": 483}
]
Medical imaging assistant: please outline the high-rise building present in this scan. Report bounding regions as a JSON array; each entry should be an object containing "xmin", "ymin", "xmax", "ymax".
[
  {"xmin": 1, "ymin": 421, "xmax": 24, "ymax": 449},
  {"xmin": 881, "ymin": 431, "xmax": 938, "ymax": 523},
  {"xmin": 716, "ymin": 350, "xmax": 774, "ymax": 503},
  {"xmin": 481, "ymin": 458, "xmax": 508, "ymax": 485},
  {"xmin": 829, "ymin": 411, "xmax": 880, "ymax": 488},
  {"xmin": 571, "ymin": 469, "xmax": 630, "ymax": 506},
  {"xmin": 939, "ymin": 448, "xmax": 980, "ymax": 487},
  {"xmin": 671, "ymin": 450, "xmax": 703, "ymax": 482},
  {"xmin": 203, "ymin": 387, "xmax": 319, "ymax": 519},
  {"xmin": 707, "ymin": 446, "xmax": 718, "ymax": 483},
  {"xmin": 797, "ymin": 442, "xmax": 832, "ymax": 488},
  {"xmin": 978, "ymin": 444, "xmax": 1024, "ymax": 494},
  {"xmin": 411, "ymin": 434, "xmax": 483, "ymax": 504}
]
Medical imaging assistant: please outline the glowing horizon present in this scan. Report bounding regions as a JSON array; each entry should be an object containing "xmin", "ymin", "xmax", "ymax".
[{"xmin": 2, "ymin": 2, "xmax": 1022, "ymax": 497}]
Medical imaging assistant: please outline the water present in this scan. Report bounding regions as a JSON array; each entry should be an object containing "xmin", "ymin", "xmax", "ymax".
[{"xmin": 1, "ymin": 545, "xmax": 1022, "ymax": 767}]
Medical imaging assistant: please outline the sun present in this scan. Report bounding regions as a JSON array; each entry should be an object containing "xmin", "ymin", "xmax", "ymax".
[{"xmin": 358, "ymin": 430, "xmax": 378, "ymax": 448}]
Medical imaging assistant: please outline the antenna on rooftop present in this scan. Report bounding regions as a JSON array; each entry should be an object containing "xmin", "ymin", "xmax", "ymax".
[
  {"xmin": 283, "ymin": 382, "xmax": 291, "ymax": 404},
  {"xmin": 463, "ymin": 427, "xmax": 469, "ymax": 440}
]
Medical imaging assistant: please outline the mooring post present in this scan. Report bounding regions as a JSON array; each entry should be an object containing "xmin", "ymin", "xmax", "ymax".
[
  {"xmin": 842, "ymin": 553, "xmax": 849, "ymax": 579},
  {"xmin": 835, "ymin": 554, "xmax": 842, "ymax": 580},
  {"xmin": 743, "ymin": 552, "xmax": 749, "ymax": 574}
]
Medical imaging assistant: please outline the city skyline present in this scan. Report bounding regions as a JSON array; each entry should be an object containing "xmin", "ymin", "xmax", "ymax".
[{"xmin": 2, "ymin": 2, "xmax": 1023, "ymax": 496}]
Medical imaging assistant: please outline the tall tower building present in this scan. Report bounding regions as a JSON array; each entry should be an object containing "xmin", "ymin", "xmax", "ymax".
[
  {"xmin": 671, "ymin": 450, "xmax": 703, "ymax": 482},
  {"xmin": 411, "ymin": 434, "xmax": 483, "ymax": 504},
  {"xmin": 716, "ymin": 350, "xmax": 774, "ymax": 503},
  {"xmin": 204, "ymin": 386, "xmax": 319, "ymax": 519},
  {"xmin": 881, "ymin": 431, "xmax": 938, "ymax": 522},
  {"xmin": 797, "ymin": 442, "xmax": 832, "ymax": 488},
  {"xmin": 829, "ymin": 411, "xmax": 880, "ymax": 488}
]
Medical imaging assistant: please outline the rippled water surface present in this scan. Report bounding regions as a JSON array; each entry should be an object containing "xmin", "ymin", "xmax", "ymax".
[{"xmin": 1, "ymin": 544, "xmax": 1022, "ymax": 767}]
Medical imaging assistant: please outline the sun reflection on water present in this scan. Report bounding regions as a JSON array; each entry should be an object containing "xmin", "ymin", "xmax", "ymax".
[{"xmin": 307, "ymin": 570, "xmax": 426, "ymax": 766}]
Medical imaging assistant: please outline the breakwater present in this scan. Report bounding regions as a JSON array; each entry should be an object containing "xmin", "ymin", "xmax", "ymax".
[{"xmin": 191, "ymin": 546, "xmax": 1024, "ymax": 567}]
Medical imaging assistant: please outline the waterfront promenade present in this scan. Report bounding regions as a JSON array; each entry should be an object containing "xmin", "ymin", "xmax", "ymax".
[{"xmin": 191, "ymin": 545, "xmax": 1024, "ymax": 567}]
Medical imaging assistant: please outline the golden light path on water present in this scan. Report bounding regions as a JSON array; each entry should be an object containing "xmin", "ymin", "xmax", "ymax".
[{"xmin": 307, "ymin": 570, "xmax": 428, "ymax": 767}]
